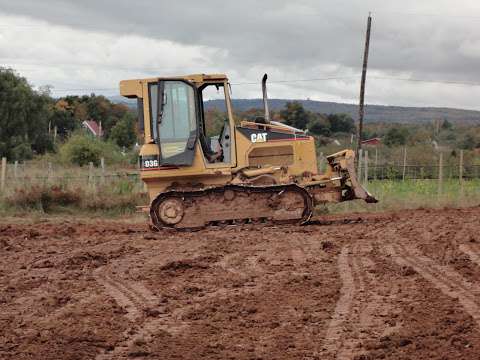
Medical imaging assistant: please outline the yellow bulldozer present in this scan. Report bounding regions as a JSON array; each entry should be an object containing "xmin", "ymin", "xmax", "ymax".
[{"xmin": 120, "ymin": 73, "xmax": 376, "ymax": 230}]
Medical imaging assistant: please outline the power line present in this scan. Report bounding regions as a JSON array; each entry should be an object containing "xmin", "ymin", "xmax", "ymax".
[
  {"xmin": 231, "ymin": 76, "xmax": 357, "ymax": 85},
  {"xmin": 369, "ymin": 76, "xmax": 480, "ymax": 87}
]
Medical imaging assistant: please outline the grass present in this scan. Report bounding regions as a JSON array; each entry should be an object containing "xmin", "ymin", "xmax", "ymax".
[
  {"xmin": 0, "ymin": 178, "xmax": 148, "ymax": 217},
  {"xmin": 327, "ymin": 179, "xmax": 480, "ymax": 214}
]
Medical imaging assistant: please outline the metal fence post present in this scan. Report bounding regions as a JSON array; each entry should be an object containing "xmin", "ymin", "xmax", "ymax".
[
  {"xmin": 88, "ymin": 162, "xmax": 94, "ymax": 189},
  {"xmin": 1, "ymin": 157, "xmax": 6, "ymax": 193},
  {"xmin": 101, "ymin": 157, "xmax": 105, "ymax": 185},
  {"xmin": 364, "ymin": 150, "xmax": 369, "ymax": 184},
  {"xmin": 402, "ymin": 146, "xmax": 407, "ymax": 181},
  {"xmin": 459, "ymin": 150, "xmax": 464, "ymax": 198},
  {"xmin": 438, "ymin": 153, "xmax": 443, "ymax": 197},
  {"xmin": 14, "ymin": 160, "xmax": 18, "ymax": 180}
]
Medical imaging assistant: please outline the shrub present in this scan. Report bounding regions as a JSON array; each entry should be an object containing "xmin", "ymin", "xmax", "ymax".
[
  {"xmin": 59, "ymin": 133, "xmax": 125, "ymax": 166},
  {"xmin": 59, "ymin": 134, "xmax": 102, "ymax": 166}
]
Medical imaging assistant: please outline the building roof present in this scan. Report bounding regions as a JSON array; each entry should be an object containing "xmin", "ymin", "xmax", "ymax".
[
  {"xmin": 82, "ymin": 120, "xmax": 103, "ymax": 137},
  {"xmin": 361, "ymin": 137, "xmax": 381, "ymax": 145}
]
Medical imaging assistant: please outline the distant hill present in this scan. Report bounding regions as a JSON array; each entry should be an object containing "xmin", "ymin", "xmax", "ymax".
[{"xmin": 110, "ymin": 96, "xmax": 480, "ymax": 124}]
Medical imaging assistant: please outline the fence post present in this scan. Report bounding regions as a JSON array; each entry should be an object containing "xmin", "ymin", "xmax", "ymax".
[
  {"xmin": 364, "ymin": 150, "xmax": 369, "ymax": 184},
  {"xmin": 374, "ymin": 147, "xmax": 378, "ymax": 180},
  {"xmin": 438, "ymin": 153, "xmax": 443, "ymax": 197},
  {"xmin": 48, "ymin": 162, "xmax": 53, "ymax": 183},
  {"xmin": 14, "ymin": 160, "xmax": 18, "ymax": 179},
  {"xmin": 357, "ymin": 149, "xmax": 363, "ymax": 181},
  {"xmin": 402, "ymin": 146, "xmax": 407, "ymax": 181},
  {"xmin": 101, "ymin": 157, "xmax": 105, "ymax": 185},
  {"xmin": 1, "ymin": 157, "xmax": 6, "ymax": 193},
  {"xmin": 459, "ymin": 150, "xmax": 464, "ymax": 198},
  {"xmin": 88, "ymin": 162, "xmax": 94, "ymax": 189}
]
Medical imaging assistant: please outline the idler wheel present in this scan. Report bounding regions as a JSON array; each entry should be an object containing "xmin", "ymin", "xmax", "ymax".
[{"xmin": 157, "ymin": 198, "xmax": 184, "ymax": 225}]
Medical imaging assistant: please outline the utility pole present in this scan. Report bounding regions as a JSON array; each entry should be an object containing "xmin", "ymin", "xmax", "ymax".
[{"xmin": 356, "ymin": 13, "xmax": 373, "ymax": 161}]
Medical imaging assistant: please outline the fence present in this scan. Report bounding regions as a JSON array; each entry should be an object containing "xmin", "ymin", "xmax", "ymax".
[
  {"xmin": 0, "ymin": 149, "xmax": 478, "ymax": 194},
  {"xmin": 0, "ymin": 157, "xmax": 143, "ymax": 195},
  {"xmin": 318, "ymin": 148, "xmax": 479, "ymax": 181}
]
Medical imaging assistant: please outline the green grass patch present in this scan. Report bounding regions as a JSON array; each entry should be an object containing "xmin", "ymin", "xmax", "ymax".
[{"xmin": 326, "ymin": 179, "xmax": 480, "ymax": 214}]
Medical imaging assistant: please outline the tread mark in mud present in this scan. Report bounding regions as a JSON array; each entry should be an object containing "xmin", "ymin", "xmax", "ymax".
[
  {"xmin": 459, "ymin": 244, "xmax": 480, "ymax": 269},
  {"xmin": 332, "ymin": 242, "xmax": 400, "ymax": 360},
  {"xmin": 386, "ymin": 243, "xmax": 480, "ymax": 326},
  {"xmin": 322, "ymin": 245, "xmax": 356, "ymax": 356}
]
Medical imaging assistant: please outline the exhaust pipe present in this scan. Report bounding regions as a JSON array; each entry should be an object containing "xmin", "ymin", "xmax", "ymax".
[{"xmin": 261, "ymin": 73, "xmax": 270, "ymax": 124}]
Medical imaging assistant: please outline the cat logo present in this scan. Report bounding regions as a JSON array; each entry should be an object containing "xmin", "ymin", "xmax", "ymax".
[{"xmin": 250, "ymin": 132, "xmax": 268, "ymax": 143}]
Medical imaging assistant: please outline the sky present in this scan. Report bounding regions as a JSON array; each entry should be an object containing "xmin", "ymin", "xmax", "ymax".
[{"xmin": 1, "ymin": 0, "xmax": 480, "ymax": 110}]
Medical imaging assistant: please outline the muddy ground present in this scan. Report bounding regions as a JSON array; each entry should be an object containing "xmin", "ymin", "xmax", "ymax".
[{"xmin": 1, "ymin": 207, "xmax": 480, "ymax": 359}]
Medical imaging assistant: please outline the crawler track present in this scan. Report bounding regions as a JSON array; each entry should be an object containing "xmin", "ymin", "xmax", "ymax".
[{"xmin": 150, "ymin": 183, "xmax": 314, "ymax": 230}]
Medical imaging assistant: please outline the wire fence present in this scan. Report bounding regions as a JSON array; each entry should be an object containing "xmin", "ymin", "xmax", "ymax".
[
  {"xmin": 362, "ymin": 164, "xmax": 480, "ymax": 180},
  {"xmin": 0, "ymin": 158, "xmax": 143, "ymax": 195},
  {"xmin": 0, "ymin": 149, "xmax": 479, "ymax": 195}
]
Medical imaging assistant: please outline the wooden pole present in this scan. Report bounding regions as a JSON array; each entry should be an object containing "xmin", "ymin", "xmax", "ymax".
[
  {"xmin": 1, "ymin": 157, "xmax": 6, "ymax": 193},
  {"xmin": 402, "ymin": 146, "xmax": 407, "ymax": 181},
  {"xmin": 356, "ymin": 13, "xmax": 373, "ymax": 161},
  {"xmin": 48, "ymin": 162, "xmax": 53, "ymax": 183},
  {"xmin": 89, "ymin": 162, "xmax": 94, "ymax": 189},
  {"xmin": 364, "ymin": 150, "xmax": 369, "ymax": 184},
  {"xmin": 357, "ymin": 148, "xmax": 363, "ymax": 181},
  {"xmin": 374, "ymin": 147, "xmax": 378, "ymax": 180},
  {"xmin": 14, "ymin": 160, "xmax": 18, "ymax": 179},
  {"xmin": 438, "ymin": 153, "xmax": 443, "ymax": 197}
]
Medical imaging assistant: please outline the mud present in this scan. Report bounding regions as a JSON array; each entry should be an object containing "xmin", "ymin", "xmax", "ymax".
[{"xmin": 2, "ymin": 207, "xmax": 480, "ymax": 359}]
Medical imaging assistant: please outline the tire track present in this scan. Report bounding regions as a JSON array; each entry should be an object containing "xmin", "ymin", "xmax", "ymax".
[
  {"xmin": 332, "ymin": 241, "xmax": 400, "ymax": 360},
  {"xmin": 386, "ymin": 243, "xmax": 480, "ymax": 326},
  {"xmin": 321, "ymin": 245, "xmax": 356, "ymax": 356},
  {"xmin": 459, "ymin": 243, "xmax": 480, "ymax": 268}
]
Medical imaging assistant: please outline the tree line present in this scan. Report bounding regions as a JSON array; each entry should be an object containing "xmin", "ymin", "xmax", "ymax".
[{"xmin": 0, "ymin": 68, "xmax": 137, "ymax": 161}]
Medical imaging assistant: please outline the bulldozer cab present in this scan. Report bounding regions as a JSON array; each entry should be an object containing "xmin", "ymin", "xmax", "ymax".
[{"xmin": 120, "ymin": 74, "xmax": 236, "ymax": 171}]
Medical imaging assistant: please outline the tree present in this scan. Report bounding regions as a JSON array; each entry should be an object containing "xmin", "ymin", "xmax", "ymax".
[
  {"xmin": 280, "ymin": 101, "xmax": 309, "ymax": 130},
  {"xmin": 0, "ymin": 68, "xmax": 53, "ymax": 160},
  {"xmin": 110, "ymin": 113, "xmax": 137, "ymax": 148},
  {"xmin": 327, "ymin": 114, "xmax": 355, "ymax": 133},
  {"xmin": 308, "ymin": 114, "xmax": 331, "ymax": 136},
  {"xmin": 441, "ymin": 119, "xmax": 453, "ymax": 131},
  {"xmin": 384, "ymin": 127, "xmax": 409, "ymax": 147},
  {"xmin": 50, "ymin": 109, "xmax": 76, "ymax": 138},
  {"xmin": 460, "ymin": 134, "xmax": 476, "ymax": 150}
]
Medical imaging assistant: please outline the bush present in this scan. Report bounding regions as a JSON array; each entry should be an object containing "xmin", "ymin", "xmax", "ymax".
[
  {"xmin": 59, "ymin": 134, "xmax": 102, "ymax": 166},
  {"xmin": 59, "ymin": 133, "xmax": 125, "ymax": 166},
  {"xmin": 384, "ymin": 127, "xmax": 409, "ymax": 147}
]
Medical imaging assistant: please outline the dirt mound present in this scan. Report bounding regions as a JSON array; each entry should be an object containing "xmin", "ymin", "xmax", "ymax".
[{"xmin": 2, "ymin": 208, "xmax": 480, "ymax": 359}]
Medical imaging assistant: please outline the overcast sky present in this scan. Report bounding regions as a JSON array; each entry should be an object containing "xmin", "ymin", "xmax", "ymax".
[{"xmin": 1, "ymin": 0, "xmax": 480, "ymax": 110}]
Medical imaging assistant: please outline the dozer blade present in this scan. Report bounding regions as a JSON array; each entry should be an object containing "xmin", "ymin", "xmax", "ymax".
[{"xmin": 326, "ymin": 149, "xmax": 378, "ymax": 203}]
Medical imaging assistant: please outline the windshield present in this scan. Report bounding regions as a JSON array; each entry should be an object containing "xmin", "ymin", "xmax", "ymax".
[{"xmin": 149, "ymin": 80, "xmax": 197, "ymax": 165}]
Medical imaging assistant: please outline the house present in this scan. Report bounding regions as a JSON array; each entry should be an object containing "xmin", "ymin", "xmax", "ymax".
[
  {"xmin": 82, "ymin": 120, "xmax": 103, "ymax": 137},
  {"xmin": 361, "ymin": 137, "xmax": 381, "ymax": 146}
]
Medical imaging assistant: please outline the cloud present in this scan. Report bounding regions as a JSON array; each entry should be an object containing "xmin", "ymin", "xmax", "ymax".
[{"xmin": 1, "ymin": 0, "xmax": 480, "ymax": 110}]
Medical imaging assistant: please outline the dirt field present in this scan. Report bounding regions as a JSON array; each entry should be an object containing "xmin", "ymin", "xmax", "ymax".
[{"xmin": 1, "ymin": 207, "xmax": 480, "ymax": 359}]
